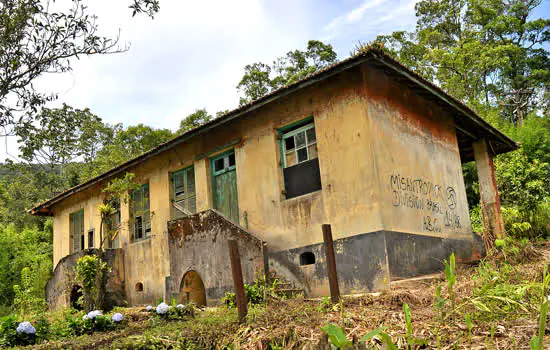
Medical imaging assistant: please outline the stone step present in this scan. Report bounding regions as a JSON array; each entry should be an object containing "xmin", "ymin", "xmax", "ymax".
[
  {"xmin": 273, "ymin": 281, "xmax": 294, "ymax": 289},
  {"xmin": 274, "ymin": 288, "xmax": 304, "ymax": 298}
]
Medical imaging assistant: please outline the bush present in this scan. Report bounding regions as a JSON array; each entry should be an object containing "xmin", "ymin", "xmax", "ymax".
[
  {"xmin": 0, "ymin": 316, "xmax": 48, "ymax": 346},
  {"xmin": 223, "ymin": 278, "xmax": 272, "ymax": 307},
  {"xmin": 75, "ymin": 254, "xmax": 110, "ymax": 311},
  {"xmin": 64, "ymin": 310, "xmax": 117, "ymax": 335}
]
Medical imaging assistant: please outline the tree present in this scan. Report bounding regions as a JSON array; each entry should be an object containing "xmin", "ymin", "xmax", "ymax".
[
  {"xmin": 14, "ymin": 104, "xmax": 114, "ymax": 170},
  {"xmin": 88, "ymin": 124, "xmax": 174, "ymax": 178},
  {"xmin": 13, "ymin": 104, "xmax": 117, "ymax": 193},
  {"xmin": 0, "ymin": 0, "xmax": 159, "ymax": 129},
  {"xmin": 237, "ymin": 40, "xmax": 338, "ymax": 105},
  {"xmin": 374, "ymin": 0, "xmax": 549, "ymax": 124},
  {"xmin": 178, "ymin": 108, "xmax": 212, "ymax": 133}
]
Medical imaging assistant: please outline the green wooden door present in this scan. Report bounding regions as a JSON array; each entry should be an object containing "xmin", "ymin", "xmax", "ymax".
[{"xmin": 211, "ymin": 151, "xmax": 239, "ymax": 224}]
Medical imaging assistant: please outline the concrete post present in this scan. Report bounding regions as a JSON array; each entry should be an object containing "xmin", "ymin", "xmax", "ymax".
[{"xmin": 472, "ymin": 139, "xmax": 505, "ymax": 248}]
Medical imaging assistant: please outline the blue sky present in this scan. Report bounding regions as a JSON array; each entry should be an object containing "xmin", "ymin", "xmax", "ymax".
[{"xmin": 1, "ymin": 0, "xmax": 549, "ymax": 160}]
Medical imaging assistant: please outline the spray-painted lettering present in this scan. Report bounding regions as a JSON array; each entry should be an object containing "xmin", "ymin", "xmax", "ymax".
[{"xmin": 389, "ymin": 173, "xmax": 461, "ymax": 233}]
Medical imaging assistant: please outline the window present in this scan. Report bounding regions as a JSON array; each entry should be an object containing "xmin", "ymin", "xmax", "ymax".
[
  {"xmin": 105, "ymin": 198, "xmax": 121, "ymax": 249},
  {"xmin": 70, "ymin": 209, "xmax": 84, "ymax": 253},
  {"xmin": 135, "ymin": 282, "xmax": 143, "ymax": 292},
  {"xmin": 87, "ymin": 229, "xmax": 94, "ymax": 249},
  {"xmin": 280, "ymin": 121, "xmax": 322, "ymax": 198},
  {"xmin": 171, "ymin": 166, "xmax": 196, "ymax": 219},
  {"xmin": 131, "ymin": 183, "xmax": 151, "ymax": 241}
]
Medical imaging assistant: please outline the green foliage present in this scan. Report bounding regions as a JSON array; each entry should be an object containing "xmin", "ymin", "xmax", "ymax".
[
  {"xmin": 495, "ymin": 149, "xmax": 549, "ymax": 213},
  {"xmin": 237, "ymin": 40, "xmax": 337, "ymax": 104},
  {"xmin": 375, "ymin": 0, "xmax": 549, "ymax": 121},
  {"xmin": 223, "ymin": 278, "xmax": 273, "ymax": 307},
  {"xmin": 0, "ymin": 224, "xmax": 52, "ymax": 310},
  {"xmin": 360, "ymin": 328, "xmax": 397, "ymax": 350},
  {"xmin": 531, "ymin": 266, "xmax": 550, "ymax": 350},
  {"xmin": 84, "ymin": 124, "xmax": 173, "ymax": 179},
  {"xmin": 178, "ymin": 108, "xmax": 213, "ymax": 134},
  {"xmin": 63, "ymin": 312, "xmax": 118, "ymax": 336},
  {"xmin": 320, "ymin": 323, "xmax": 397, "ymax": 349},
  {"xmin": 0, "ymin": 0, "xmax": 126, "ymax": 126},
  {"xmin": 12, "ymin": 267, "xmax": 47, "ymax": 316},
  {"xmin": 403, "ymin": 302, "xmax": 413, "ymax": 348},
  {"xmin": 75, "ymin": 255, "xmax": 110, "ymax": 311},
  {"xmin": 320, "ymin": 323, "xmax": 352, "ymax": 349},
  {"xmin": 465, "ymin": 313, "xmax": 473, "ymax": 345},
  {"xmin": 445, "ymin": 253, "xmax": 456, "ymax": 312},
  {"xmin": 530, "ymin": 299, "xmax": 548, "ymax": 350}
]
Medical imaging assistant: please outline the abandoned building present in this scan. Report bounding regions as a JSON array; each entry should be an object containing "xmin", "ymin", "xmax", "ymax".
[{"xmin": 30, "ymin": 48, "xmax": 517, "ymax": 310}]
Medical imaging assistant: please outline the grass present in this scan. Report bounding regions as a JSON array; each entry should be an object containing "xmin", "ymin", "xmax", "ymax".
[{"xmin": 9, "ymin": 239, "xmax": 550, "ymax": 349}]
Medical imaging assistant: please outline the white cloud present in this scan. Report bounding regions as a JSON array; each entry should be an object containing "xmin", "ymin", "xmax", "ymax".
[
  {"xmin": 323, "ymin": 0, "xmax": 418, "ymax": 42},
  {"xmin": 0, "ymin": 0, "xmax": 420, "ymax": 161}
]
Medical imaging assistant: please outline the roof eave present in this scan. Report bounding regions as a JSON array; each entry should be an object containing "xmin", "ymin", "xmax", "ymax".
[
  {"xmin": 29, "ymin": 54, "xmax": 371, "ymax": 215},
  {"xmin": 370, "ymin": 52, "xmax": 518, "ymax": 153}
]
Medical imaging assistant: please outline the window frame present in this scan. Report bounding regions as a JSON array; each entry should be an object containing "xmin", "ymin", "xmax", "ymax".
[
  {"xmin": 104, "ymin": 197, "xmax": 121, "ymax": 249},
  {"xmin": 211, "ymin": 150, "xmax": 236, "ymax": 176},
  {"xmin": 69, "ymin": 209, "xmax": 85, "ymax": 253},
  {"xmin": 281, "ymin": 122, "xmax": 317, "ymax": 168},
  {"xmin": 130, "ymin": 183, "xmax": 151, "ymax": 242},
  {"xmin": 171, "ymin": 165, "xmax": 196, "ymax": 218},
  {"xmin": 278, "ymin": 117, "xmax": 322, "ymax": 199}
]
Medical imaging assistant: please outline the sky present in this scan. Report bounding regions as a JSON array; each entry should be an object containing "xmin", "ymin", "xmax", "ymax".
[{"xmin": 1, "ymin": 0, "xmax": 549, "ymax": 160}]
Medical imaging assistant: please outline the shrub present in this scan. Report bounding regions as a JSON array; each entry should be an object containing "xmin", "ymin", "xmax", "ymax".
[
  {"xmin": 223, "ymin": 278, "xmax": 271, "ymax": 307},
  {"xmin": 64, "ymin": 310, "xmax": 116, "ymax": 335},
  {"xmin": 0, "ymin": 316, "xmax": 46, "ymax": 346},
  {"xmin": 75, "ymin": 254, "xmax": 111, "ymax": 311}
]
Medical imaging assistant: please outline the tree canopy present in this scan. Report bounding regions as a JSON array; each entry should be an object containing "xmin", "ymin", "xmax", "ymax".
[
  {"xmin": 0, "ymin": 0, "xmax": 159, "ymax": 130},
  {"xmin": 237, "ymin": 40, "xmax": 338, "ymax": 105},
  {"xmin": 374, "ymin": 0, "xmax": 549, "ymax": 125}
]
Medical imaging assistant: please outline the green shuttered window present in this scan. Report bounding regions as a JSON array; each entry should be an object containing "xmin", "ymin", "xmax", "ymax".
[
  {"xmin": 171, "ymin": 166, "xmax": 196, "ymax": 219},
  {"xmin": 105, "ymin": 197, "xmax": 121, "ymax": 249},
  {"xmin": 131, "ymin": 183, "xmax": 151, "ymax": 241},
  {"xmin": 70, "ymin": 209, "xmax": 84, "ymax": 253}
]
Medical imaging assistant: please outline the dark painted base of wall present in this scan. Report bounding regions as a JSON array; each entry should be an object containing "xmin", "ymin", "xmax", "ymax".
[{"xmin": 269, "ymin": 231, "xmax": 483, "ymax": 297}]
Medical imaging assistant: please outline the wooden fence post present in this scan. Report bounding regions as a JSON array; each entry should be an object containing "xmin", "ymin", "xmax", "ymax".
[
  {"xmin": 228, "ymin": 239, "xmax": 247, "ymax": 323},
  {"xmin": 322, "ymin": 224, "xmax": 340, "ymax": 302}
]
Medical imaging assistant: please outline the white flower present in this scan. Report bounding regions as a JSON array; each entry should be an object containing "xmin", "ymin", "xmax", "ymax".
[
  {"xmin": 156, "ymin": 302, "xmax": 169, "ymax": 314},
  {"xmin": 111, "ymin": 313, "xmax": 123, "ymax": 322},
  {"xmin": 145, "ymin": 305, "xmax": 153, "ymax": 311},
  {"xmin": 176, "ymin": 304, "xmax": 185, "ymax": 309},
  {"xmin": 16, "ymin": 322, "xmax": 36, "ymax": 335},
  {"xmin": 547, "ymin": 295, "xmax": 550, "ymax": 302},
  {"xmin": 87, "ymin": 310, "xmax": 103, "ymax": 320},
  {"xmin": 82, "ymin": 315, "xmax": 89, "ymax": 320}
]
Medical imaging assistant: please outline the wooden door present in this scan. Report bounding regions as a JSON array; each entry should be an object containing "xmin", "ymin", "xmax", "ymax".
[{"xmin": 211, "ymin": 151, "xmax": 239, "ymax": 224}]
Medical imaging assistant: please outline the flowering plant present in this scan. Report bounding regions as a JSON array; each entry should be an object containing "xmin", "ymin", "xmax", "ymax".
[
  {"xmin": 111, "ymin": 313, "xmax": 124, "ymax": 323},
  {"xmin": 156, "ymin": 302, "xmax": 169, "ymax": 314},
  {"xmin": 16, "ymin": 321, "xmax": 36, "ymax": 335},
  {"xmin": 145, "ymin": 305, "xmax": 153, "ymax": 311},
  {"xmin": 87, "ymin": 310, "xmax": 103, "ymax": 320}
]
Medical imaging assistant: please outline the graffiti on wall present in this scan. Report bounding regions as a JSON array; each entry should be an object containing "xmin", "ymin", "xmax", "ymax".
[{"xmin": 389, "ymin": 174, "xmax": 461, "ymax": 233}]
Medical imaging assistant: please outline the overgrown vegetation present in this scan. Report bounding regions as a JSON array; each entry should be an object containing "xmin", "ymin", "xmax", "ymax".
[
  {"xmin": 0, "ymin": 241, "xmax": 543, "ymax": 348},
  {"xmin": 0, "ymin": 0, "xmax": 547, "ymax": 347}
]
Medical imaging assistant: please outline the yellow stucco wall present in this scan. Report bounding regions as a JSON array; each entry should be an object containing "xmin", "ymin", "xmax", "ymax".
[
  {"xmin": 363, "ymin": 67, "xmax": 472, "ymax": 238},
  {"xmin": 49, "ymin": 63, "xmax": 472, "ymax": 305}
]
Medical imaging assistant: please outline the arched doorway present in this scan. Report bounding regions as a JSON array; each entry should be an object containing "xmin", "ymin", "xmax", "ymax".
[
  {"xmin": 180, "ymin": 270, "xmax": 206, "ymax": 307},
  {"xmin": 70, "ymin": 285, "xmax": 83, "ymax": 310}
]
